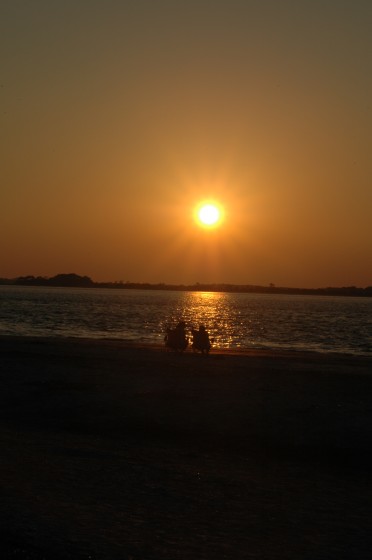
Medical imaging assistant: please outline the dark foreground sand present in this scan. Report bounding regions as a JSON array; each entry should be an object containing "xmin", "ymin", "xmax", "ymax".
[{"xmin": 1, "ymin": 336, "xmax": 372, "ymax": 559}]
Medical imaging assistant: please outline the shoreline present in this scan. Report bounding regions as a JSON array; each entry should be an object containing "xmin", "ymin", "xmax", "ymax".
[
  {"xmin": 2, "ymin": 279, "xmax": 372, "ymax": 297},
  {"xmin": 1, "ymin": 334, "xmax": 372, "ymax": 558},
  {"xmin": 1, "ymin": 333, "xmax": 371, "ymax": 360}
]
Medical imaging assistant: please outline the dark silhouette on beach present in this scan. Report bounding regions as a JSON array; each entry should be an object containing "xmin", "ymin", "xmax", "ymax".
[
  {"xmin": 191, "ymin": 325, "xmax": 212, "ymax": 354},
  {"xmin": 164, "ymin": 322, "xmax": 212, "ymax": 354},
  {"xmin": 164, "ymin": 321, "xmax": 188, "ymax": 352}
]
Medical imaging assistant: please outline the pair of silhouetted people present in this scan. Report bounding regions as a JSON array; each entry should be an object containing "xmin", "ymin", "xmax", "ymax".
[{"xmin": 164, "ymin": 321, "xmax": 211, "ymax": 354}]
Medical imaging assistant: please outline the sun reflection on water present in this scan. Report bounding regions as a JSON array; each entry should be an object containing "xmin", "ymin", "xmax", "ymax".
[
  {"xmin": 2, "ymin": 287, "xmax": 370, "ymax": 354},
  {"xmin": 163, "ymin": 291, "xmax": 246, "ymax": 349}
]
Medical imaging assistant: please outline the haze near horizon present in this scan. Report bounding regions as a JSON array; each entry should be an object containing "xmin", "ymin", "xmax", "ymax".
[{"xmin": 1, "ymin": 1, "xmax": 371, "ymax": 288}]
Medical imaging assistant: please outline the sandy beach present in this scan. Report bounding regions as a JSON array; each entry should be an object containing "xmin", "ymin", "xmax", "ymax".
[{"xmin": 1, "ymin": 336, "xmax": 372, "ymax": 559}]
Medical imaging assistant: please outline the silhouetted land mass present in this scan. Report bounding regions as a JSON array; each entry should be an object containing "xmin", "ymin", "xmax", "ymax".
[
  {"xmin": 4, "ymin": 273, "xmax": 95, "ymax": 288},
  {"xmin": 0, "ymin": 273, "xmax": 371, "ymax": 296}
]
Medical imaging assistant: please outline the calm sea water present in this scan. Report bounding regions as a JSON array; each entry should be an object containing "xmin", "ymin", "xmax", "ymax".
[{"xmin": 0, "ymin": 286, "xmax": 371, "ymax": 356}]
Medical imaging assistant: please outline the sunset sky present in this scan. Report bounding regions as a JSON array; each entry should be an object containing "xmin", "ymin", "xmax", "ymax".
[{"xmin": 1, "ymin": 1, "xmax": 371, "ymax": 288}]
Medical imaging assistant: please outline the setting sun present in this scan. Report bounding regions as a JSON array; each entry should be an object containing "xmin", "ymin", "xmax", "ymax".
[{"xmin": 195, "ymin": 202, "xmax": 224, "ymax": 229}]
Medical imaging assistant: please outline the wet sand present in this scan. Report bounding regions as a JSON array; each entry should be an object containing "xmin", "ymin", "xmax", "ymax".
[{"xmin": 1, "ymin": 336, "xmax": 372, "ymax": 559}]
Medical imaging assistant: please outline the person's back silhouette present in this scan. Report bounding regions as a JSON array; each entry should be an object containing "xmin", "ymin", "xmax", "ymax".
[
  {"xmin": 164, "ymin": 321, "xmax": 188, "ymax": 352},
  {"xmin": 191, "ymin": 324, "xmax": 211, "ymax": 354}
]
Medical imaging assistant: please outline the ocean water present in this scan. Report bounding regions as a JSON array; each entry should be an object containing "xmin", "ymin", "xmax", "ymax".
[{"xmin": 0, "ymin": 285, "xmax": 371, "ymax": 356}]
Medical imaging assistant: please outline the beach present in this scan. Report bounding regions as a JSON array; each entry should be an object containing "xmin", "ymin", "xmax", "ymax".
[{"xmin": 1, "ymin": 336, "xmax": 372, "ymax": 559}]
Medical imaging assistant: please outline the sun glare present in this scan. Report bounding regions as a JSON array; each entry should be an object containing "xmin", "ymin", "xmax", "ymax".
[{"xmin": 195, "ymin": 202, "xmax": 224, "ymax": 229}]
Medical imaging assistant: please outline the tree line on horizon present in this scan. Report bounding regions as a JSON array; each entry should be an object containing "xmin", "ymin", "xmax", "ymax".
[{"xmin": 0, "ymin": 273, "xmax": 371, "ymax": 297}]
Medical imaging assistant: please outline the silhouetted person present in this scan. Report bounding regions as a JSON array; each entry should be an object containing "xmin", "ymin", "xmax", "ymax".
[
  {"xmin": 191, "ymin": 324, "xmax": 211, "ymax": 354},
  {"xmin": 164, "ymin": 321, "xmax": 188, "ymax": 352}
]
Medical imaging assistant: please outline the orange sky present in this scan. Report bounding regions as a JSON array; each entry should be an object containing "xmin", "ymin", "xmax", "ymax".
[{"xmin": 1, "ymin": 1, "xmax": 371, "ymax": 288}]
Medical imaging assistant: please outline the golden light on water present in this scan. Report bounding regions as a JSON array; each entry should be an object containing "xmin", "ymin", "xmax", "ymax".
[{"xmin": 185, "ymin": 291, "xmax": 237, "ymax": 348}]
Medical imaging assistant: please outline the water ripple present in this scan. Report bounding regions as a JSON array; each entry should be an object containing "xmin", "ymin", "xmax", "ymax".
[{"xmin": 0, "ymin": 286, "xmax": 371, "ymax": 356}]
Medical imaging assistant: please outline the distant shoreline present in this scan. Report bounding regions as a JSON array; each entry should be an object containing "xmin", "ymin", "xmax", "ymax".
[{"xmin": 1, "ymin": 273, "xmax": 371, "ymax": 297}]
